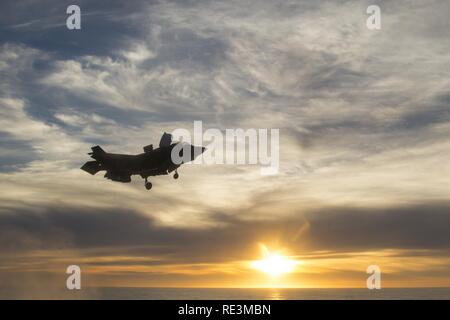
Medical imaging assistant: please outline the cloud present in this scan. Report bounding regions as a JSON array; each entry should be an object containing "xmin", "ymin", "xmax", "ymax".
[
  {"xmin": 2, "ymin": 202, "xmax": 450, "ymax": 257},
  {"xmin": 1, "ymin": 0, "xmax": 450, "ymax": 289},
  {"xmin": 1, "ymin": 201, "xmax": 450, "ymax": 290},
  {"xmin": 1, "ymin": 0, "xmax": 449, "ymax": 217}
]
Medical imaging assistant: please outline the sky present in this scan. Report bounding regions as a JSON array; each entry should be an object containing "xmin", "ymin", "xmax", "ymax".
[{"xmin": 1, "ymin": 0, "xmax": 450, "ymax": 296}]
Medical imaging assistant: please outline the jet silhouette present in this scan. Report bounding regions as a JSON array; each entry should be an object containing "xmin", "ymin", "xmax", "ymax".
[{"xmin": 81, "ymin": 132, "xmax": 206, "ymax": 190}]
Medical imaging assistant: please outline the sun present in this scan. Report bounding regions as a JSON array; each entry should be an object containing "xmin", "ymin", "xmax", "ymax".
[{"xmin": 251, "ymin": 245, "xmax": 299, "ymax": 277}]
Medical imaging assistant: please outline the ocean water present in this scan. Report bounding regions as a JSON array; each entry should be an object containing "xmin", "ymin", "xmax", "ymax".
[
  {"xmin": 92, "ymin": 287, "xmax": 450, "ymax": 300},
  {"xmin": 5, "ymin": 287, "xmax": 449, "ymax": 300}
]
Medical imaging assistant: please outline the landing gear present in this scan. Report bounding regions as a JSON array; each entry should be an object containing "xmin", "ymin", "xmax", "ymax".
[
  {"xmin": 173, "ymin": 171, "xmax": 179, "ymax": 179},
  {"xmin": 144, "ymin": 178, "xmax": 152, "ymax": 190}
]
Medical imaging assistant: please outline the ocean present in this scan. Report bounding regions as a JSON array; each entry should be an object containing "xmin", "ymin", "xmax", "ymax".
[
  {"xmin": 3, "ymin": 287, "xmax": 450, "ymax": 300},
  {"xmin": 91, "ymin": 287, "xmax": 450, "ymax": 300}
]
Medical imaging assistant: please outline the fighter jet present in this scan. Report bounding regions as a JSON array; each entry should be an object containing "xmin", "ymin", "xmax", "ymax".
[{"xmin": 80, "ymin": 132, "xmax": 206, "ymax": 190}]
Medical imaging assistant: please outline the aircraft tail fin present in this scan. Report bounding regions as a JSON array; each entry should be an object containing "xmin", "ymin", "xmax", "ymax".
[
  {"xmin": 90, "ymin": 145, "xmax": 105, "ymax": 154},
  {"xmin": 88, "ymin": 145, "xmax": 106, "ymax": 160},
  {"xmin": 81, "ymin": 161, "xmax": 102, "ymax": 175},
  {"xmin": 159, "ymin": 132, "xmax": 173, "ymax": 147}
]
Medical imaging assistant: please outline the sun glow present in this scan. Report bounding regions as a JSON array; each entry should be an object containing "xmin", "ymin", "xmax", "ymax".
[{"xmin": 251, "ymin": 245, "xmax": 299, "ymax": 277}]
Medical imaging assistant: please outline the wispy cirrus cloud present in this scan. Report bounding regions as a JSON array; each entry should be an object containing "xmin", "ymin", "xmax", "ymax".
[{"xmin": 1, "ymin": 0, "xmax": 450, "ymax": 290}]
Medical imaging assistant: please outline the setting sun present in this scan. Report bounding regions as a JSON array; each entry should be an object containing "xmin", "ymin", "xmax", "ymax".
[{"xmin": 251, "ymin": 245, "xmax": 299, "ymax": 277}]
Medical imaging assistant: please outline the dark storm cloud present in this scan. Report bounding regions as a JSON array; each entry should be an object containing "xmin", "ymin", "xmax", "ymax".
[
  {"xmin": 303, "ymin": 204, "xmax": 450, "ymax": 251},
  {"xmin": 2, "ymin": 203, "xmax": 450, "ymax": 266},
  {"xmin": 0, "ymin": 207, "xmax": 262, "ymax": 263}
]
